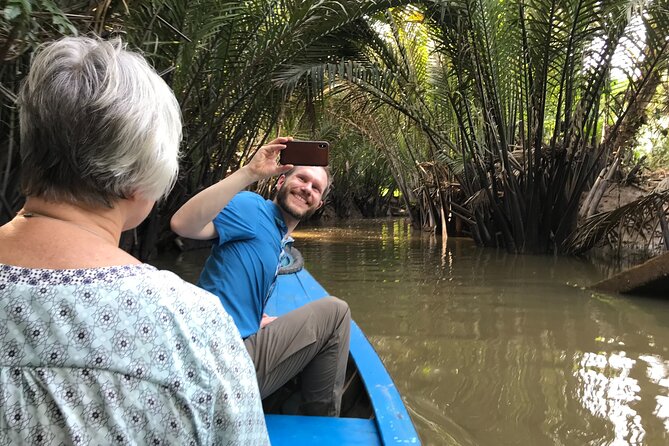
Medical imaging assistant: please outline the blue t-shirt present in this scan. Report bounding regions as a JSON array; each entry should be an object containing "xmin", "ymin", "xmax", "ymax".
[{"xmin": 197, "ymin": 192, "xmax": 288, "ymax": 339}]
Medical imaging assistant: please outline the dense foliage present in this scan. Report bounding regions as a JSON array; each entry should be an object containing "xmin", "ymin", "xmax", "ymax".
[
  {"xmin": 1, "ymin": 0, "xmax": 668, "ymax": 257},
  {"xmin": 278, "ymin": 1, "xmax": 669, "ymax": 253}
]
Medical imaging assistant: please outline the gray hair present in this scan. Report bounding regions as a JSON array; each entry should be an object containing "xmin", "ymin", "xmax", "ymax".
[{"xmin": 18, "ymin": 36, "xmax": 182, "ymax": 207}]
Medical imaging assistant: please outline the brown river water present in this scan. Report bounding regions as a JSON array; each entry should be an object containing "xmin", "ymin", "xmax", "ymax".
[{"xmin": 154, "ymin": 219, "xmax": 669, "ymax": 446}]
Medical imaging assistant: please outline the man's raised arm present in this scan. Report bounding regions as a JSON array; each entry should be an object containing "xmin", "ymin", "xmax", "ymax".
[{"xmin": 170, "ymin": 137, "xmax": 294, "ymax": 240}]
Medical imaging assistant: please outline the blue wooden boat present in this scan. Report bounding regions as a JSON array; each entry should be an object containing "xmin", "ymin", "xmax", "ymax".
[{"xmin": 263, "ymin": 247, "xmax": 420, "ymax": 445}]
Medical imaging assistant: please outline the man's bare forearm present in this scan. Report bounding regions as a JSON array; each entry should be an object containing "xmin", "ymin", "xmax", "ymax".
[
  {"xmin": 170, "ymin": 166, "xmax": 259, "ymax": 239},
  {"xmin": 170, "ymin": 137, "xmax": 293, "ymax": 239}
]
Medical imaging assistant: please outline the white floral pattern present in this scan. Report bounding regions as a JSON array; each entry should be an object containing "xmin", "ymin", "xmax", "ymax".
[{"xmin": 0, "ymin": 263, "xmax": 269, "ymax": 445}]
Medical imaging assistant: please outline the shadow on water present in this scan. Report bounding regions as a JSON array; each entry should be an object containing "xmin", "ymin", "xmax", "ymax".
[{"xmin": 155, "ymin": 219, "xmax": 669, "ymax": 446}]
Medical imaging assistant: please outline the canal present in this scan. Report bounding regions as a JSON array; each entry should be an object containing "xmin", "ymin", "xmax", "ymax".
[{"xmin": 156, "ymin": 218, "xmax": 669, "ymax": 446}]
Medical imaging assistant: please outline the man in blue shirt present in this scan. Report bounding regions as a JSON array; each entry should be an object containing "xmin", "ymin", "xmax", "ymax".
[{"xmin": 171, "ymin": 137, "xmax": 351, "ymax": 416}]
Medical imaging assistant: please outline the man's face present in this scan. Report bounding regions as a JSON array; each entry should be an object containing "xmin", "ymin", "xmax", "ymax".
[{"xmin": 276, "ymin": 166, "xmax": 328, "ymax": 221}]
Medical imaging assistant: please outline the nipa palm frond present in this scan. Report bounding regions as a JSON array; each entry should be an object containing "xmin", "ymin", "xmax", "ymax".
[{"xmin": 565, "ymin": 187, "xmax": 669, "ymax": 254}]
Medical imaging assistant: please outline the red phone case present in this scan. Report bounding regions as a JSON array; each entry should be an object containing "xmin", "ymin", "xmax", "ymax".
[{"xmin": 280, "ymin": 140, "xmax": 329, "ymax": 166}]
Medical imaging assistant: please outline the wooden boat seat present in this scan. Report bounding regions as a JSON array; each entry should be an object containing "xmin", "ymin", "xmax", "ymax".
[{"xmin": 265, "ymin": 415, "xmax": 381, "ymax": 445}]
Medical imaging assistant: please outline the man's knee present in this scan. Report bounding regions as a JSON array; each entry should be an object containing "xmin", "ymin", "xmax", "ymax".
[{"xmin": 318, "ymin": 296, "xmax": 350, "ymax": 323}]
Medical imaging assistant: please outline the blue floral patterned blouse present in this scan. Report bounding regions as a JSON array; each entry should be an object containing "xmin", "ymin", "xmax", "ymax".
[{"xmin": 0, "ymin": 263, "xmax": 269, "ymax": 445}]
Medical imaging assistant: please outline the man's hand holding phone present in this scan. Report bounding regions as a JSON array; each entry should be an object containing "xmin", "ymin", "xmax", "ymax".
[{"xmin": 244, "ymin": 136, "xmax": 294, "ymax": 182}]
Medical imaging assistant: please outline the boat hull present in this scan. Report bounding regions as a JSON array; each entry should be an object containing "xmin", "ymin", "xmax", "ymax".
[{"xmin": 264, "ymin": 263, "xmax": 420, "ymax": 445}]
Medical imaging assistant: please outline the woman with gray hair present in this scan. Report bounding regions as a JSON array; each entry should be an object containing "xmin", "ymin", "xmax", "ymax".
[{"xmin": 0, "ymin": 37, "xmax": 269, "ymax": 445}]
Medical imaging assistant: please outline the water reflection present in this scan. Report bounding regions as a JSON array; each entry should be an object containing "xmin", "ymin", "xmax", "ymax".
[
  {"xmin": 577, "ymin": 351, "xmax": 644, "ymax": 444},
  {"xmin": 154, "ymin": 219, "xmax": 669, "ymax": 445},
  {"xmin": 643, "ymin": 355, "xmax": 669, "ymax": 436}
]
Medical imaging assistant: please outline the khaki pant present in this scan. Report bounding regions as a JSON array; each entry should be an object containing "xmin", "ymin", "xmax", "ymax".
[{"xmin": 243, "ymin": 296, "xmax": 351, "ymax": 417}]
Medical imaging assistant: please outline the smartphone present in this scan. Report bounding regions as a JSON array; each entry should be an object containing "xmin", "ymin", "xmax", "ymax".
[{"xmin": 280, "ymin": 140, "xmax": 329, "ymax": 166}]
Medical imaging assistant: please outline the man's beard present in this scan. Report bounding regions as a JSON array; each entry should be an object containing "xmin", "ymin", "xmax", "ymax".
[{"xmin": 276, "ymin": 187, "xmax": 318, "ymax": 221}]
